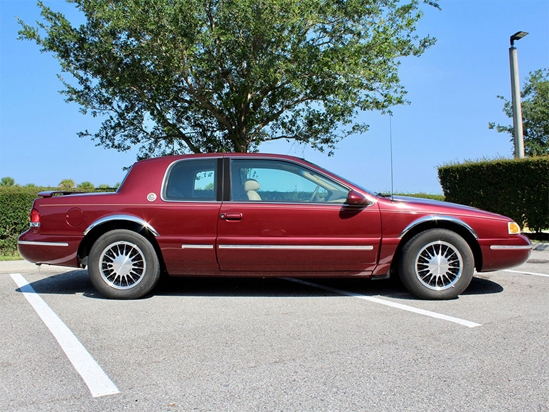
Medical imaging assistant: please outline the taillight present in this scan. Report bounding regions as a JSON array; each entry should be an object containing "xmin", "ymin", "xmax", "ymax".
[{"xmin": 30, "ymin": 208, "xmax": 40, "ymax": 228}]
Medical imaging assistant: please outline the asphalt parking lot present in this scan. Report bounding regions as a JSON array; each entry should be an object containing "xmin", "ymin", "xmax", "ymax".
[{"xmin": 1, "ymin": 246, "xmax": 548, "ymax": 412}]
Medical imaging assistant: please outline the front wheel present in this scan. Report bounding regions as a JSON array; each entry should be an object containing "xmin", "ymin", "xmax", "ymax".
[
  {"xmin": 398, "ymin": 229, "xmax": 474, "ymax": 300},
  {"xmin": 88, "ymin": 229, "xmax": 160, "ymax": 299}
]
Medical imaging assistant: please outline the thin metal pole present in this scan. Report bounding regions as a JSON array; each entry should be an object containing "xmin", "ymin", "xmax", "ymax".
[
  {"xmin": 509, "ymin": 46, "xmax": 525, "ymax": 158},
  {"xmin": 389, "ymin": 114, "xmax": 394, "ymax": 201}
]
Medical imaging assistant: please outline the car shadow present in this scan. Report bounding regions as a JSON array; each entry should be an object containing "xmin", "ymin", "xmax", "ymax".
[
  {"xmin": 13, "ymin": 269, "xmax": 106, "ymax": 299},
  {"xmin": 14, "ymin": 270, "xmax": 504, "ymax": 300},
  {"xmin": 153, "ymin": 275, "xmax": 415, "ymax": 299},
  {"xmin": 463, "ymin": 276, "xmax": 505, "ymax": 295}
]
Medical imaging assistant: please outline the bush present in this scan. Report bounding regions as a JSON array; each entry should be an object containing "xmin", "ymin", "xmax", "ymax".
[
  {"xmin": 438, "ymin": 157, "xmax": 549, "ymax": 231},
  {"xmin": 0, "ymin": 187, "xmax": 46, "ymax": 255}
]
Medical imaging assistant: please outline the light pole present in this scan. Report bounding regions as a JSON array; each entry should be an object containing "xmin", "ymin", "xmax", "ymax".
[{"xmin": 509, "ymin": 31, "xmax": 528, "ymax": 158}]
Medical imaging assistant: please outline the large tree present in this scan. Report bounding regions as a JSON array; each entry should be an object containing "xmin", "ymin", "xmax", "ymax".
[
  {"xmin": 490, "ymin": 68, "xmax": 549, "ymax": 157},
  {"xmin": 19, "ymin": 0, "xmax": 438, "ymax": 159}
]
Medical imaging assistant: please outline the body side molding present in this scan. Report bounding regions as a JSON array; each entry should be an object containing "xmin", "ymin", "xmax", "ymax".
[
  {"xmin": 399, "ymin": 215, "xmax": 479, "ymax": 239},
  {"xmin": 83, "ymin": 214, "xmax": 160, "ymax": 237}
]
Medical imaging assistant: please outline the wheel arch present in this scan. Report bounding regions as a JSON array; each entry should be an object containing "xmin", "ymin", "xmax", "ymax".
[
  {"xmin": 392, "ymin": 215, "xmax": 483, "ymax": 272},
  {"xmin": 77, "ymin": 215, "xmax": 166, "ymax": 271}
]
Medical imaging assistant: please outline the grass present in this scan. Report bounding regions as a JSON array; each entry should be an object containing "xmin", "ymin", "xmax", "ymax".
[{"xmin": 0, "ymin": 251, "xmax": 23, "ymax": 261}]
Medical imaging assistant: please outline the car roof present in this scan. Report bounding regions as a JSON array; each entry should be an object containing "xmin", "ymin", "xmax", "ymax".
[{"xmin": 135, "ymin": 152, "xmax": 305, "ymax": 164}]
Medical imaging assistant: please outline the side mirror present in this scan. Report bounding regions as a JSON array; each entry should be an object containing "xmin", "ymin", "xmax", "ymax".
[{"xmin": 345, "ymin": 190, "xmax": 370, "ymax": 207}]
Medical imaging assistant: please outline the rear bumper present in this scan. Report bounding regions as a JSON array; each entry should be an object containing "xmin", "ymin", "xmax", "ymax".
[{"xmin": 18, "ymin": 230, "xmax": 81, "ymax": 267}]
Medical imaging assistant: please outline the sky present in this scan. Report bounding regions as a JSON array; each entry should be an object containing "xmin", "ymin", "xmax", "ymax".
[{"xmin": 1, "ymin": 0, "xmax": 548, "ymax": 194}]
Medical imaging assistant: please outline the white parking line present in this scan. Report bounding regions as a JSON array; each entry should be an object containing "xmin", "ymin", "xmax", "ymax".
[
  {"xmin": 283, "ymin": 278, "xmax": 481, "ymax": 328},
  {"xmin": 502, "ymin": 269, "xmax": 549, "ymax": 278},
  {"xmin": 10, "ymin": 274, "xmax": 119, "ymax": 398}
]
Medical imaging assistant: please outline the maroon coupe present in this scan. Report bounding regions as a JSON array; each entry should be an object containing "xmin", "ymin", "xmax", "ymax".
[{"xmin": 18, "ymin": 153, "xmax": 531, "ymax": 300}]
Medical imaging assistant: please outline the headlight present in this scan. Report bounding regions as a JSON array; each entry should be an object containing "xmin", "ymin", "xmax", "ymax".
[{"xmin": 508, "ymin": 221, "xmax": 521, "ymax": 235}]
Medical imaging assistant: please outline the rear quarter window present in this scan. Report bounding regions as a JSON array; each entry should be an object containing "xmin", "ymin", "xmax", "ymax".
[{"xmin": 163, "ymin": 159, "xmax": 217, "ymax": 201}]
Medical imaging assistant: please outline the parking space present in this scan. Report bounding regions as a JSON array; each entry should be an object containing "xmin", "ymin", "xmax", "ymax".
[{"xmin": 1, "ymin": 248, "xmax": 548, "ymax": 411}]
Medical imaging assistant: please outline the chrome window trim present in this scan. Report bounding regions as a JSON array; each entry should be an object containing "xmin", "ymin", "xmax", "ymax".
[
  {"xmin": 218, "ymin": 245, "xmax": 374, "ymax": 251},
  {"xmin": 161, "ymin": 157, "xmax": 220, "ymax": 202},
  {"xmin": 399, "ymin": 215, "xmax": 479, "ymax": 239},
  {"xmin": 224, "ymin": 201, "xmax": 348, "ymax": 207},
  {"xmin": 490, "ymin": 245, "xmax": 532, "ymax": 250},
  {"xmin": 83, "ymin": 215, "xmax": 160, "ymax": 237},
  {"xmin": 158, "ymin": 199, "xmax": 223, "ymax": 204},
  {"xmin": 227, "ymin": 157, "xmax": 375, "ymax": 207},
  {"xmin": 18, "ymin": 241, "xmax": 69, "ymax": 247}
]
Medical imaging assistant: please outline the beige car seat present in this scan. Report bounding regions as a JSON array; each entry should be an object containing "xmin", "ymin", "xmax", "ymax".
[{"xmin": 244, "ymin": 179, "xmax": 261, "ymax": 201}]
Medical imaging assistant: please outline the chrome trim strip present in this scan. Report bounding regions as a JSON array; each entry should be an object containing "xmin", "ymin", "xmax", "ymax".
[
  {"xmin": 182, "ymin": 244, "xmax": 214, "ymax": 249},
  {"xmin": 18, "ymin": 241, "xmax": 69, "ymax": 247},
  {"xmin": 490, "ymin": 245, "xmax": 532, "ymax": 250},
  {"xmin": 83, "ymin": 215, "xmax": 160, "ymax": 237},
  {"xmin": 218, "ymin": 245, "xmax": 374, "ymax": 251},
  {"xmin": 399, "ymin": 215, "xmax": 479, "ymax": 239}
]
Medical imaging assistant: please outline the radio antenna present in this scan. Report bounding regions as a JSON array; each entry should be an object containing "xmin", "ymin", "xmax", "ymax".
[{"xmin": 389, "ymin": 114, "xmax": 394, "ymax": 202}]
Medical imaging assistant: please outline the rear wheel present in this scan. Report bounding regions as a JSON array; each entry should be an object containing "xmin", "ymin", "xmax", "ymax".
[
  {"xmin": 398, "ymin": 229, "xmax": 474, "ymax": 300},
  {"xmin": 88, "ymin": 229, "xmax": 160, "ymax": 299}
]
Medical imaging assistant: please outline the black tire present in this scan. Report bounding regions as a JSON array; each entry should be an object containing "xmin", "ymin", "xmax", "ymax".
[
  {"xmin": 88, "ymin": 229, "xmax": 160, "ymax": 299},
  {"xmin": 398, "ymin": 229, "xmax": 474, "ymax": 300}
]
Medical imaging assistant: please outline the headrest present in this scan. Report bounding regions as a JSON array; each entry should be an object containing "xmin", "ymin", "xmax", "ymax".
[{"xmin": 244, "ymin": 179, "xmax": 260, "ymax": 191}]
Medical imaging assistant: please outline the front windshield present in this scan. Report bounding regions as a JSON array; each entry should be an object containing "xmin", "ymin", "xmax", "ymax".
[{"xmin": 300, "ymin": 158, "xmax": 377, "ymax": 196}]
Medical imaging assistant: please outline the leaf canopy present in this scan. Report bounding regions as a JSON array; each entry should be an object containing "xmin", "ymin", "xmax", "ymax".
[
  {"xmin": 489, "ymin": 68, "xmax": 549, "ymax": 157},
  {"xmin": 19, "ymin": 0, "xmax": 438, "ymax": 159}
]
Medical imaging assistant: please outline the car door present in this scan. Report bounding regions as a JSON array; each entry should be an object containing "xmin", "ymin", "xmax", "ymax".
[
  {"xmin": 216, "ymin": 158, "xmax": 381, "ymax": 274},
  {"xmin": 153, "ymin": 157, "xmax": 222, "ymax": 274}
]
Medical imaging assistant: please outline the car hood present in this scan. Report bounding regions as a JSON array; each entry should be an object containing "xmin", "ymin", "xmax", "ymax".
[{"xmin": 383, "ymin": 195, "xmax": 509, "ymax": 220}]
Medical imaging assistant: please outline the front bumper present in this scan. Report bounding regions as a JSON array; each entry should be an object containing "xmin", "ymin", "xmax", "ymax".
[{"xmin": 479, "ymin": 234, "xmax": 532, "ymax": 271}]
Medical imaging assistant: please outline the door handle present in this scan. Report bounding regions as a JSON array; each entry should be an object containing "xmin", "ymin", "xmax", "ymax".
[{"xmin": 220, "ymin": 213, "xmax": 243, "ymax": 221}]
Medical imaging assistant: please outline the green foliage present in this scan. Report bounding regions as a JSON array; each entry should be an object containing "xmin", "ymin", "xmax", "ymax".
[
  {"xmin": 1, "ymin": 176, "xmax": 16, "ymax": 186},
  {"xmin": 0, "ymin": 187, "xmax": 44, "ymax": 255},
  {"xmin": 489, "ymin": 68, "xmax": 549, "ymax": 156},
  {"xmin": 19, "ymin": 0, "xmax": 438, "ymax": 159},
  {"xmin": 77, "ymin": 181, "xmax": 95, "ymax": 190},
  {"xmin": 438, "ymin": 157, "xmax": 549, "ymax": 232},
  {"xmin": 58, "ymin": 178, "xmax": 76, "ymax": 189}
]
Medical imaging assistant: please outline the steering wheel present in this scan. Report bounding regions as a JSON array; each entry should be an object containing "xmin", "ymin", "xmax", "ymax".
[{"xmin": 309, "ymin": 185, "xmax": 320, "ymax": 202}]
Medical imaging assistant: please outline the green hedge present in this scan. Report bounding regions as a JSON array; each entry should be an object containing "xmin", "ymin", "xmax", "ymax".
[
  {"xmin": 0, "ymin": 187, "xmax": 46, "ymax": 255},
  {"xmin": 438, "ymin": 157, "xmax": 549, "ymax": 231}
]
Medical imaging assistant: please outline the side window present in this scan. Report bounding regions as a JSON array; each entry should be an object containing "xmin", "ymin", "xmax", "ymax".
[
  {"xmin": 230, "ymin": 159, "xmax": 349, "ymax": 203},
  {"xmin": 164, "ymin": 159, "xmax": 217, "ymax": 201},
  {"xmin": 194, "ymin": 171, "xmax": 215, "ymax": 196}
]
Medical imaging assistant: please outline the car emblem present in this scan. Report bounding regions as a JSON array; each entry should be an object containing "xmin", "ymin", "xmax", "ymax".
[{"xmin": 147, "ymin": 193, "xmax": 157, "ymax": 202}]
